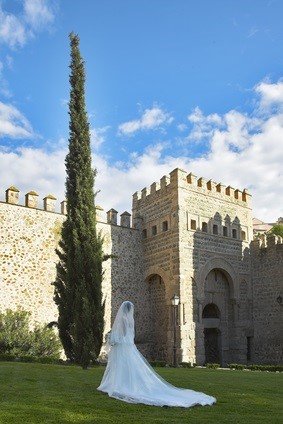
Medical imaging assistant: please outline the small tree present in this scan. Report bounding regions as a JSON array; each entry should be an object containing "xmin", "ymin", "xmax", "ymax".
[
  {"xmin": 53, "ymin": 33, "xmax": 104, "ymax": 369},
  {"xmin": 0, "ymin": 309, "xmax": 61, "ymax": 357},
  {"xmin": 269, "ymin": 224, "xmax": 283, "ymax": 238}
]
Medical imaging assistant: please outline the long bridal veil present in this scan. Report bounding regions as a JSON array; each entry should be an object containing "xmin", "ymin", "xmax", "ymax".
[{"xmin": 98, "ymin": 301, "xmax": 216, "ymax": 408}]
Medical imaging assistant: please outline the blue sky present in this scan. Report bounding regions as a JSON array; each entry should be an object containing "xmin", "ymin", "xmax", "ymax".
[{"xmin": 0, "ymin": 0, "xmax": 283, "ymax": 221}]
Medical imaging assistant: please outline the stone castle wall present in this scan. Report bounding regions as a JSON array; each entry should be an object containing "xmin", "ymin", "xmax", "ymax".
[
  {"xmin": 0, "ymin": 169, "xmax": 282, "ymax": 366},
  {"xmin": 0, "ymin": 196, "xmax": 146, "ymax": 350},
  {"xmin": 251, "ymin": 235, "xmax": 283, "ymax": 364}
]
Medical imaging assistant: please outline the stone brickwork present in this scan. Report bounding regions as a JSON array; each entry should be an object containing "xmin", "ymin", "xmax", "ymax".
[
  {"xmin": 0, "ymin": 168, "xmax": 282, "ymax": 366},
  {"xmin": 250, "ymin": 235, "xmax": 283, "ymax": 364},
  {"xmin": 0, "ymin": 192, "xmax": 147, "ymax": 354},
  {"xmin": 132, "ymin": 168, "xmax": 276, "ymax": 365}
]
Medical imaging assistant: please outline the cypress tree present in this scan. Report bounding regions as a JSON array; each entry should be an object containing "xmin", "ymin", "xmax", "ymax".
[{"xmin": 53, "ymin": 33, "xmax": 104, "ymax": 369}]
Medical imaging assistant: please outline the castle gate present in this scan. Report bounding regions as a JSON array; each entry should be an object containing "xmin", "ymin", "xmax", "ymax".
[
  {"xmin": 202, "ymin": 303, "xmax": 221, "ymax": 363},
  {"xmin": 147, "ymin": 274, "xmax": 168, "ymax": 361},
  {"xmin": 203, "ymin": 269, "xmax": 235, "ymax": 365}
]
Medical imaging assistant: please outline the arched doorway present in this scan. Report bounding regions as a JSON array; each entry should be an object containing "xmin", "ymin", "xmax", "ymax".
[
  {"xmin": 202, "ymin": 303, "xmax": 221, "ymax": 364},
  {"xmin": 202, "ymin": 269, "xmax": 234, "ymax": 365},
  {"xmin": 147, "ymin": 274, "xmax": 168, "ymax": 360}
]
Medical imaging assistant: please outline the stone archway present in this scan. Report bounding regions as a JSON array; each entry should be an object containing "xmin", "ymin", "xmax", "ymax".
[
  {"xmin": 146, "ymin": 274, "xmax": 168, "ymax": 361},
  {"xmin": 197, "ymin": 257, "xmax": 239, "ymax": 300},
  {"xmin": 202, "ymin": 303, "xmax": 221, "ymax": 364},
  {"xmin": 202, "ymin": 269, "xmax": 235, "ymax": 365}
]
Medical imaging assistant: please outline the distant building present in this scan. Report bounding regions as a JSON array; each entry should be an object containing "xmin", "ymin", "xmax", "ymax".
[{"xmin": 253, "ymin": 217, "xmax": 283, "ymax": 236}]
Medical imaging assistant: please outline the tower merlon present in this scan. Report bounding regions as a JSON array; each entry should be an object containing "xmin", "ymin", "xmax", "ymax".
[
  {"xmin": 234, "ymin": 189, "xmax": 242, "ymax": 200},
  {"xmin": 197, "ymin": 177, "xmax": 207, "ymax": 188},
  {"xmin": 107, "ymin": 208, "xmax": 118, "ymax": 225},
  {"xmin": 187, "ymin": 172, "xmax": 197, "ymax": 185},
  {"xmin": 206, "ymin": 179, "xmax": 217, "ymax": 191},
  {"xmin": 150, "ymin": 181, "xmax": 160, "ymax": 194},
  {"xmin": 216, "ymin": 182, "xmax": 226, "ymax": 193},
  {"xmin": 43, "ymin": 194, "xmax": 57, "ymax": 212},
  {"xmin": 169, "ymin": 168, "xmax": 188, "ymax": 186},
  {"xmin": 160, "ymin": 175, "xmax": 170, "ymax": 189},
  {"xmin": 5, "ymin": 186, "xmax": 20, "ymax": 205},
  {"xmin": 225, "ymin": 186, "xmax": 235, "ymax": 197},
  {"xmin": 120, "ymin": 211, "xmax": 131, "ymax": 228},
  {"xmin": 242, "ymin": 189, "xmax": 251, "ymax": 203},
  {"xmin": 141, "ymin": 187, "xmax": 150, "ymax": 199},
  {"xmin": 95, "ymin": 205, "xmax": 104, "ymax": 222},
  {"xmin": 25, "ymin": 191, "xmax": 39, "ymax": 208},
  {"xmin": 61, "ymin": 200, "xmax": 67, "ymax": 215}
]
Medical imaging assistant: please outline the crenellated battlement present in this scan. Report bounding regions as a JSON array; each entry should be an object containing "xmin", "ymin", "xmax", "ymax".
[
  {"xmin": 132, "ymin": 168, "xmax": 251, "ymax": 207},
  {"xmin": 251, "ymin": 233, "xmax": 283, "ymax": 251},
  {"xmin": 3, "ymin": 185, "xmax": 65, "ymax": 213},
  {"xmin": 1, "ymin": 185, "xmax": 133, "ymax": 228}
]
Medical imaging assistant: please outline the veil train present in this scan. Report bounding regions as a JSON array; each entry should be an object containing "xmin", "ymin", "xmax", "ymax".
[{"xmin": 97, "ymin": 301, "xmax": 216, "ymax": 408}]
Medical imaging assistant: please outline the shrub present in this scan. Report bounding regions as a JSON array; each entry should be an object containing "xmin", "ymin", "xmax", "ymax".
[
  {"xmin": 0, "ymin": 309, "xmax": 61, "ymax": 358},
  {"xmin": 229, "ymin": 363, "xmax": 246, "ymax": 370},
  {"xmin": 206, "ymin": 363, "xmax": 220, "ymax": 369},
  {"xmin": 248, "ymin": 364, "xmax": 283, "ymax": 372},
  {"xmin": 150, "ymin": 360, "xmax": 167, "ymax": 367}
]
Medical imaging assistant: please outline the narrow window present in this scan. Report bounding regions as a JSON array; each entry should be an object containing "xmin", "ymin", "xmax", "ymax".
[
  {"xmin": 202, "ymin": 222, "xmax": 208, "ymax": 232},
  {"xmin": 191, "ymin": 219, "xmax": 196, "ymax": 230},
  {"xmin": 241, "ymin": 230, "xmax": 246, "ymax": 241},
  {"xmin": 232, "ymin": 229, "xmax": 237, "ymax": 239},
  {"xmin": 152, "ymin": 225, "xmax": 157, "ymax": 236},
  {"xmin": 223, "ymin": 226, "xmax": 228, "ymax": 236},
  {"xmin": 182, "ymin": 303, "xmax": 186, "ymax": 324},
  {"xmin": 162, "ymin": 221, "xmax": 168, "ymax": 232},
  {"xmin": 213, "ymin": 224, "xmax": 218, "ymax": 235},
  {"xmin": 142, "ymin": 229, "xmax": 147, "ymax": 239}
]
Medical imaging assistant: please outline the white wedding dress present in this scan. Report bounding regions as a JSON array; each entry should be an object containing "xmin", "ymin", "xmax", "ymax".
[{"xmin": 97, "ymin": 301, "xmax": 216, "ymax": 408}]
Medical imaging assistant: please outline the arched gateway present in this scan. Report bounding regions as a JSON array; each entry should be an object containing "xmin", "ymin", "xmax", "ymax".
[{"xmin": 202, "ymin": 268, "xmax": 236, "ymax": 365}]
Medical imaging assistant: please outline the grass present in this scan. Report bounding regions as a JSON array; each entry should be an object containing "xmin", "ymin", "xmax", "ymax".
[{"xmin": 0, "ymin": 362, "xmax": 282, "ymax": 424}]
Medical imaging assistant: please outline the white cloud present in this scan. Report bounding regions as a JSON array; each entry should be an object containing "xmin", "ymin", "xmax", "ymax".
[
  {"xmin": 187, "ymin": 106, "xmax": 223, "ymax": 141},
  {"xmin": 118, "ymin": 105, "xmax": 173, "ymax": 136},
  {"xmin": 0, "ymin": 0, "xmax": 55, "ymax": 48},
  {"xmin": 177, "ymin": 123, "xmax": 187, "ymax": 132},
  {"xmin": 0, "ymin": 146, "xmax": 66, "ymax": 205},
  {"xmin": 24, "ymin": 0, "xmax": 54, "ymax": 30},
  {"xmin": 90, "ymin": 126, "xmax": 110, "ymax": 150},
  {"xmin": 0, "ymin": 102, "xmax": 34, "ymax": 138},
  {"xmin": 0, "ymin": 79, "xmax": 282, "ymax": 223},
  {"xmin": 255, "ymin": 80, "xmax": 283, "ymax": 110},
  {"xmin": 0, "ymin": 6, "xmax": 27, "ymax": 48}
]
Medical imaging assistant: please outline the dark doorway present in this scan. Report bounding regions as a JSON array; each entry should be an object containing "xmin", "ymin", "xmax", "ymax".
[{"xmin": 204, "ymin": 328, "xmax": 221, "ymax": 364}]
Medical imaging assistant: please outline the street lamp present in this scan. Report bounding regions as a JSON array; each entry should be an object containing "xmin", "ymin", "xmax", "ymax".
[{"xmin": 171, "ymin": 293, "xmax": 180, "ymax": 367}]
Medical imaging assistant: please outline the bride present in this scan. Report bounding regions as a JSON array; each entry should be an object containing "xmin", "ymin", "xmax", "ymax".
[{"xmin": 97, "ymin": 301, "xmax": 216, "ymax": 407}]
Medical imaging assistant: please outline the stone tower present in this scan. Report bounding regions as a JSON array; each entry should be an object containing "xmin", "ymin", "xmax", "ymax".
[{"xmin": 132, "ymin": 168, "xmax": 253, "ymax": 365}]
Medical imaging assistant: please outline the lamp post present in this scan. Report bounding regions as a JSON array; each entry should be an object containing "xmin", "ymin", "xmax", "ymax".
[{"xmin": 171, "ymin": 293, "xmax": 180, "ymax": 367}]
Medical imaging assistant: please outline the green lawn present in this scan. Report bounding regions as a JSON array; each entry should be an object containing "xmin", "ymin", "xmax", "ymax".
[{"xmin": 0, "ymin": 363, "xmax": 282, "ymax": 424}]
